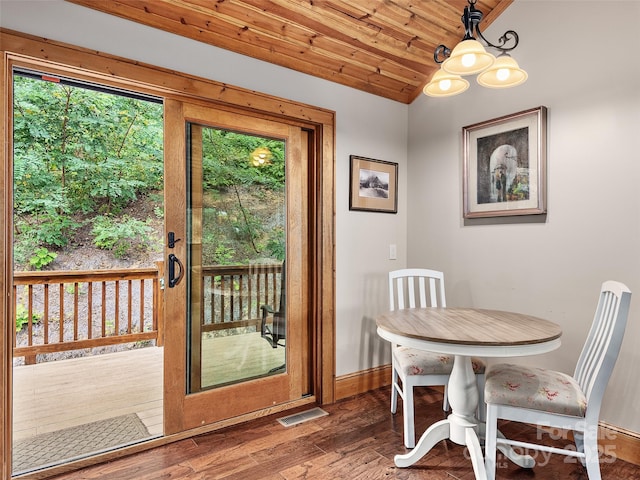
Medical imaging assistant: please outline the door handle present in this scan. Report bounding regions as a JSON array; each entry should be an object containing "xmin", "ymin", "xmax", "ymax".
[
  {"xmin": 168, "ymin": 253, "xmax": 184, "ymax": 288},
  {"xmin": 167, "ymin": 232, "xmax": 181, "ymax": 249}
]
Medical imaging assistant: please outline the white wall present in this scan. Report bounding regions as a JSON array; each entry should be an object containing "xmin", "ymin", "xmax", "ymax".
[
  {"xmin": 408, "ymin": 1, "xmax": 640, "ymax": 433},
  {"xmin": 0, "ymin": 2, "xmax": 408, "ymax": 376}
]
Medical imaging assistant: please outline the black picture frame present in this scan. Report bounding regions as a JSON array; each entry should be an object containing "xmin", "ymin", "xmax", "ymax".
[{"xmin": 349, "ymin": 155, "xmax": 398, "ymax": 213}]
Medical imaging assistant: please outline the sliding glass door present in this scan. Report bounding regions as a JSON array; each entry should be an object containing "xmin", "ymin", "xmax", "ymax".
[{"xmin": 163, "ymin": 101, "xmax": 313, "ymax": 433}]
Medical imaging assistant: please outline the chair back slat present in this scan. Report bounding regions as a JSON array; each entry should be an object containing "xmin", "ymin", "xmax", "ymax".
[
  {"xmin": 417, "ymin": 277, "xmax": 427, "ymax": 307},
  {"xmin": 391, "ymin": 278, "xmax": 402, "ymax": 310},
  {"xmin": 388, "ymin": 269, "xmax": 446, "ymax": 311},
  {"xmin": 573, "ymin": 281, "xmax": 631, "ymax": 412},
  {"xmin": 407, "ymin": 276, "xmax": 416, "ymax": 309}
]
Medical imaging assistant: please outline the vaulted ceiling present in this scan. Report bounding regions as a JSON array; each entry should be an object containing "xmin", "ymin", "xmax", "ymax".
[{"xmin": 67, "ymin": 0, "xmax": 514, "ymax": 104}]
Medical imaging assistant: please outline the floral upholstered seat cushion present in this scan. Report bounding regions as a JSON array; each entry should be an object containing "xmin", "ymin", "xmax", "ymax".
[
  {"xmin": 393, "ymin": 346, "xmax": 486, "ymax": 376},
  {"xmin": 485, "ymin": 364, "xmax": 587, "ymax": 417}
]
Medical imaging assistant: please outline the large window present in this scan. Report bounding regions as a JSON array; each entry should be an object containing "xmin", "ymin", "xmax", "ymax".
[{"xmin": 12, "ymin": 70, "xmax": 165, "ymax": 475}]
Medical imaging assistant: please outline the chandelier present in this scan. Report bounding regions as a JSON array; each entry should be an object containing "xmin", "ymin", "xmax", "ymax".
[
  {"xmin": 424, "ymin": 0, "xmax": 527, "ymax": 97},
  {"xmin": 250, "ymin": 147, "xmax": 273, "ymax": 166}
]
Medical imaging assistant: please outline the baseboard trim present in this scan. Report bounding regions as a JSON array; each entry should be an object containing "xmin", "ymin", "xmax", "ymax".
[
  {"xmin": 335, "ymin": 365, "xmax": 391, "ymax": 401},
  {"xmin": 335, "ymin": 365, "xmax": 639, "ymax": 467},
  {"xmin": 598, "ymin": 422, "xmax": 640, "ymax": 467}
]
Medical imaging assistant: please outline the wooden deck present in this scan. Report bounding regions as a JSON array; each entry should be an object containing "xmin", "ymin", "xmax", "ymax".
[
  {"xmin": 13, "ymin": 346, "xmax": 164, "ymax": 443},
  {"xmin": 13, "ymin": 331, "xmax": 285, "ymax": 445}
]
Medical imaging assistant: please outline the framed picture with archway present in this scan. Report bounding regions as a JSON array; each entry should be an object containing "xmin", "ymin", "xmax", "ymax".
[{"xmin": 463, "ymin": 106, "xmax": 547, "ymax": 219}]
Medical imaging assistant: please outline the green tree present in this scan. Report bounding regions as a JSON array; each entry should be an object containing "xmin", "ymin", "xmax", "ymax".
[
  {"xmin": 199, "ymin": 128, "xmax": 285, "ymax": 264},
  {"xmin": 13, "ymin": 76, "xmax": 163, "ymax": 216},
  {"xmin": 201, "ymin": 129, "xmax": 284, "ymax": 191},
  {"xmin": 13, "ymin": 72, "xmax": 286, "ymax": 270},
  {"xmin": 12, "ymin": 74, "xmax": 163, "ymax": 262}
]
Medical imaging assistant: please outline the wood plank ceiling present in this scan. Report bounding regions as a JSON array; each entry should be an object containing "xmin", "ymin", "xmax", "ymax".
[{"xmin": 67, "ymin": 0, "xmax": 514, "ymax": 104}]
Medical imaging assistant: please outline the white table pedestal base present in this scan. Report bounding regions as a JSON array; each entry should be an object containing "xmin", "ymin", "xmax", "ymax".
[
  {"xmin": 394, "ymin": 355, "xmax": 487, "ymax": 479},
  {"xmin": 393, "ymin": 355, "xmax": 535, "ymax": 479},
  {"xmin": 395, "ymin": 416, "xmax": 488, "ymax": 477}
]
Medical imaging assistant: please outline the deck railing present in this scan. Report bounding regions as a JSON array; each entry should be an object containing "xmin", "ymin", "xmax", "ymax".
[
  {"xmin": 13, "ymin": 264, "xmax": 163, "ymax": 365},
  {"xmin": 12, "ymin": 261, "xmax": 283, "ymax": 364},
  {"xmin": 201, "ymin": 263, "xmax": 283, "ymax": 332}
]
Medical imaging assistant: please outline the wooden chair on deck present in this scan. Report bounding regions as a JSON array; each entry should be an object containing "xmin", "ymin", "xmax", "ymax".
[{"xmin": 260, "ymin": 262, "xmax": 285, "ymax": 349}]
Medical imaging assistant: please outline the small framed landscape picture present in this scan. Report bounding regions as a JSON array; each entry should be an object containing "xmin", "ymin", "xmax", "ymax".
[
  {"xmin": 349, "ymin": 155, "xmax": 398, "ymax": 213},
  {"xmin": 463, "ymin": 106, "xmax": 548, "ymax": 219}
]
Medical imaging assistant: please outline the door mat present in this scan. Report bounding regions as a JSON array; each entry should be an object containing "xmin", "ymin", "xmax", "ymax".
[
  {"xmin": 277, "ymin": 407, "xmax": 328, "ymax": 427},
  {"xmin": 12, "ymin": 413, "xmax": 150, "ymax": 474}
]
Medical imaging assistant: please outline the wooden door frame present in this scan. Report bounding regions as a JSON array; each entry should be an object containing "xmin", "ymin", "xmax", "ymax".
[
  {"xmin": 164, "ymin": 103, "xmax": 311, "ymax": 433},
  {"xmin": 0, "ymin": 29, "xmax": 335, "ymax": 479}
]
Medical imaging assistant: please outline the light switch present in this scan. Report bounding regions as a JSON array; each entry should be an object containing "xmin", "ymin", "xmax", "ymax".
[{"xmin": 389, "ymin": 244, "xmax": 397, "ymax": 260}]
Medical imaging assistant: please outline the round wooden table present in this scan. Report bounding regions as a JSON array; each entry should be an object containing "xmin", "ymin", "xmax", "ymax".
[{"xmin": 377, "ymin": 307, "xmax": 562, "ymax": 480}]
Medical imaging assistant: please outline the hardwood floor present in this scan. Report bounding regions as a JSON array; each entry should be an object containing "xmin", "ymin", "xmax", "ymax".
[{"xmin": 48, "ymin": 386, "xmax": 640, "ymax": 480}]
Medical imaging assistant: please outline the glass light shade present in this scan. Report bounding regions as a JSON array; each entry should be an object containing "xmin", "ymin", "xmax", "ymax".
[
  {"xmin": 476, "ymin": 55, "xmax": 528, "ymax": 88},
  {"xmin": 250, "ymin": 146, "xmax": 273, "ymax": 166},
  {"xmin": 423, "ymin": 69, "xmax": 469, "ymax": 97},
  {"xmin": 442, "ymin": 39, "xmax": 495, "ymax": 76}
]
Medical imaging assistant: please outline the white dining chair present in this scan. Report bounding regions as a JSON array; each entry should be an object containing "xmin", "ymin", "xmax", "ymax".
[
  {"xmin": 388, "ymin": 268, "xmax": 486, "ymax": 448},
  {"xmin": 484, "ymin": 280, "xmax": 632, "ymax": 480}
]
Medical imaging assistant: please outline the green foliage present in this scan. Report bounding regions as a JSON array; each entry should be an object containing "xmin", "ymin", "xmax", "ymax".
[
  {"xmin": 230, "ymin": 209, "xmax": 261, "ymax": 243},
  {"xmin": 213, "ymin": 244, "xmax": 236, "ymax": 265},
  {"xmin": 15, "ymin": 304, "xmax": 39, "ymax": 331},
  {"xmin": 13, "ymin": 73, "xmax": 287, "ymax": 270},
  {"xmin": 91, "ymin": 215, "xmax": 152, "ymax": 258},
  {"xmin": 265, "ymin": 229, "xmax": 286, "ymax": 261},
  {"xmin": 12, "ymin": 150, "xmax": 67, "ymax": 215},
  {"xmin": 34, "ymin": 214, "xmax": 81, "ymax": 247},
  {"xmin": 13, "ymin": 74, "xmax": 163, "ymax": 251},
  {"xmin": 201, "ymin": 129, "xmax": 285, "ymax": 191},
  {"xmin": 64, "ymin": 283, "xmax": 85, "ymax": 295},
  {"xmin": 28, "ymin": 247, "xmax": 57, "ymax": 270},
  {"xmin": 198, "ymin": 127, "xmax": 286, "ymax": 264},
  {"xmin": 13, "ymin": 219, "xmax": 39, "ymax": 266}
]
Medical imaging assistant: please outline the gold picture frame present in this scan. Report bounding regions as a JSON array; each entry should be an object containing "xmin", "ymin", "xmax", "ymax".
[
  {"xmin": 463, "ymin": 106, "xmax": 548, "ymax": 219},
  {"xmin": 349, "ymin": 155, "xmax": 398, "ymax": 213}
]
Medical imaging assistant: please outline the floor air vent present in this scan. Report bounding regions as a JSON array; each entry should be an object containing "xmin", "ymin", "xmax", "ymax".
[{"xmin": 277, "ymin": 407, "xmax": 329, "ymax": 427}]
